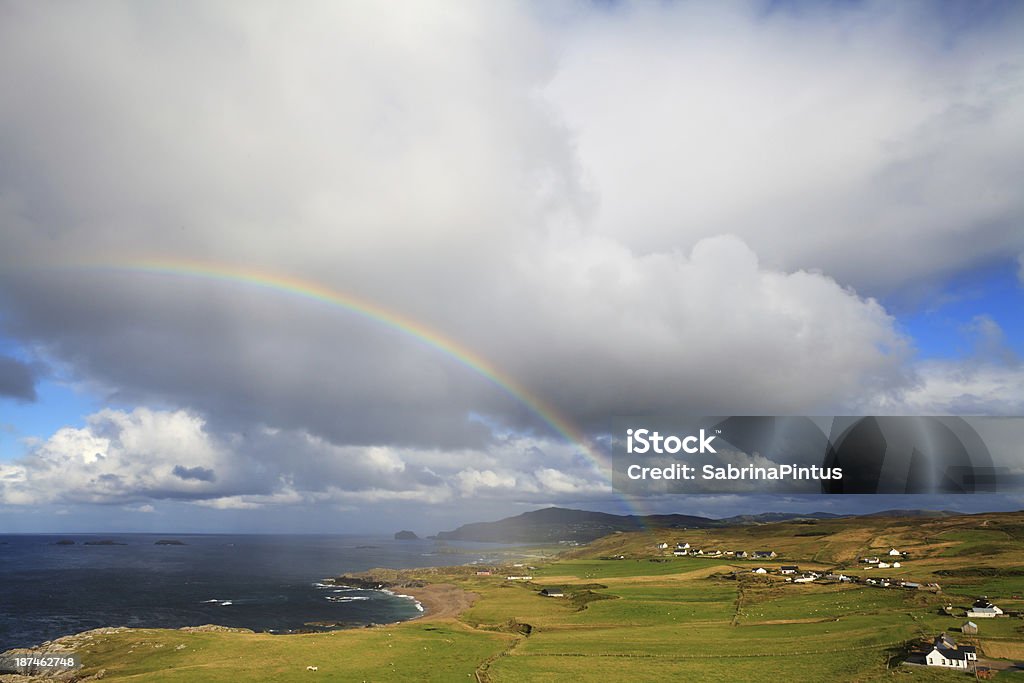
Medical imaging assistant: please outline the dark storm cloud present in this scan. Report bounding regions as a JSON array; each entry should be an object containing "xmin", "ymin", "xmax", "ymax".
[
  {"xmin": 0, "ymin": 355, "xmax": 38, "ymax": 401},
  {"xmin": 172, "ymin": 465, "xmax": 216, "ymax": 482}
]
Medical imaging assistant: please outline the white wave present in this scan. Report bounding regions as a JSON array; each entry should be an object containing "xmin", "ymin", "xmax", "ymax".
[
  {"xmin": 393, "ymin": 592, "xmax": 424, "ymax": 612},
  {"xmin": 325, "ymin": 595, "xmax": 371, "ymax": 602}
]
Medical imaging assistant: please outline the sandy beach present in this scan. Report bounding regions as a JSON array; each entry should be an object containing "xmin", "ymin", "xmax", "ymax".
[{"xmin": 393, "ymin": 583, "xmax": 478, "ymax": 621}]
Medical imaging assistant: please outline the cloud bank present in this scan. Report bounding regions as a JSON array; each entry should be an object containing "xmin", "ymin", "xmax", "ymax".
[{"xmin": 1, "ymin": 2, "xmax": 1022, "ymax": 521}]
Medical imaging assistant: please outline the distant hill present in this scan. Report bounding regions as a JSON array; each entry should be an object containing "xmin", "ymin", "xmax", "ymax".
[
  {"xmin": 433, "ymin": 507, "xmax": 716, "ymax": 543},
  {"xmin": 433, "ymin": 507, "xmax": 978, "ymax": 543},
  {"xmin": 718, "ymin": 512, "xmax": 845, "ymax": 525},
  {"xmin": 861, "ymin": 509, "xmax": 959, "ymax": 518}
]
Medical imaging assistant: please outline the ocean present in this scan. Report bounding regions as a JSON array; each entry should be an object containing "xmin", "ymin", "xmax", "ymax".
[{"xmin": 0, "ymin": 533, "xmax": 510, "ymax": 650}]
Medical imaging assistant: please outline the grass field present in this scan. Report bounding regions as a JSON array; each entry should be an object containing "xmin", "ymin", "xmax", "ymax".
[{"xmin": 14, "ymin": 511, "xmax": 1024, "ymax": 682}]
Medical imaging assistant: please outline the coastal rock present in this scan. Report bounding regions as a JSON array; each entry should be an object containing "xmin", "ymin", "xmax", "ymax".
[
  {"xmin": 393, "ymin": 530, "xmax": 418, "ymax": 540},
  {"xmin": 83, "ymin": 540, "xmax": 126, "ymax": 546},
  {"xmin": 330, "ymin": 576, "xmax": 386, "ymax": 590}
]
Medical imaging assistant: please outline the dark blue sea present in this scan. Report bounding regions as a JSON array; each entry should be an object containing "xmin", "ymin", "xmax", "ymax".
[{"xmin": 0, "ymin": 534, "xmax": 510, "ymax": 650}]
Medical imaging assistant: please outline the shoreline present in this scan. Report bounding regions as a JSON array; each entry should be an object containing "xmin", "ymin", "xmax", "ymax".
[{"xmin": 383, "ymin": 582, "xmax": 477, "ymax": 622}]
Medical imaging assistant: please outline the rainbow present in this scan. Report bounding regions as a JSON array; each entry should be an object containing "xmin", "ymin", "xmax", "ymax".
[{"xmin": 76, "ymin": 257, "xmax": 610, "ymax": 473}]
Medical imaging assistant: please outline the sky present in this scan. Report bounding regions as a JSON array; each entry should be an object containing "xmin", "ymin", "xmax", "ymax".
[{"xmin": 1, "ymin": 0, "xmax": 1023, "ymax": 534}]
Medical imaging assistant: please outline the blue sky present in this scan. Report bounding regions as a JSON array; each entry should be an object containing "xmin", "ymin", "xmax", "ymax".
[{"xmin": 888, "ymin": 258, "xmax": 1024, "ymax": 360}]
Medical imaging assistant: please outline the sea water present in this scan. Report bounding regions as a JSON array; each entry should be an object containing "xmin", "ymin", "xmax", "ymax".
[{"xmin": 0, "ymin": 534, "xmax": 507, "ymax": 649}]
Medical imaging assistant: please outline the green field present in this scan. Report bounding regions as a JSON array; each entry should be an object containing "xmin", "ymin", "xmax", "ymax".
[{"xmin": 13, "ymin": 512, "xmax": 1024, "ymax": 682}]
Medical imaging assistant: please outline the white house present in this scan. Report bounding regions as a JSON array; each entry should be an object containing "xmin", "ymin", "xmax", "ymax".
[
  {"xmin": 924, "ymin": 633, "xmax": 976, "ymax": 669},
  {"xmin": 752, "ymin": 567, "xmax": 768, "ymax": 574},
  {"xmin": 878, "ymin": 562, "xmax": 891, "ymax": 569},
  {"xmin": 793, "ymin": 575, "xmax": 816, "ymax": 583},
  {"xmin": 892, "ymin": 562, "xmax": 901, "ymax": 568},
  {"xmin": 779, "ymin": 566, "xmax": 799, "ymax": 575},
  {"xmin": 889, "ymin": 548, "xmax": 902, "ymax": 556},
  {"xmin": 656, "ymin": 543, "xmax": 669, "ymax": 550},
  {"xmin": 967, "ymin": 598, "xmax": 1003, "ymax": 618},
  {"xmin": 673, "ymin": 550, "xmax": 688, "ymax": 556},
  {"xmin": 676, "ymin": 542, "xmax": 690, "ymax": 550},
  {"xmin": 506, "ymin": 575, "xmax": 533, "ymax": 581}
]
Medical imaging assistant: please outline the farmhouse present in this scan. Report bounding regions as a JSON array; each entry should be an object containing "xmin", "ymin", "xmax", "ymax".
[
  {"xmin": 861, "ymin": 557, "xmax": 879, "ymax": 564},
  {"xmin": 506, "ymin": 575, "xmax": 533, "ymax": 581},
  {"xmin": 793, "ymin": 574, "xmax": 817, "ymax": 583},
  {"xmin": 673, "ymin": 550, "xmax": 688, "ymax": 556},
  {"xmin": 752, "ymin": 567, "xmax": 768, "ymax": 574},
  {"xmin": 540, "ymin": 588, "xmax": 564, "ymax": 597},
  {"xmin": 967, "ymin": 597, "xmax": 1004, "ymax": 618},
  {"xmin": 734, "ymin": 551, "xmax": 748, "ymax": 558},
  {"xmin": 475, "ymin": 570, "xmax": 492, "ymax": 576},
  {"xmin": 877, "ymin": 562, "xmax": 891, "ymax": 569},
  {"xmin": 962, "ymin": 621, "xmax": 978, "ymax": 635},
  {"xmin": 753, "ymin": 551, "xmax": 777, "ymax": 559},
  {"xmin": 889, "ymin": 548, "xmax": 902, "ymax": 556},
  {"xmin": 676, "ymin": 542, "xmax": 690, "ymax": 550},
  {"xmin": 779, "ymin": 566, "xmax": 799, "ymax": 575},
  {"xmin": 924, "ymin": 633, "xmax": 976, "ymax": 670},
  {"xmin": 656, "ymin": 543, "xmax": 669, "ymax": 550}
]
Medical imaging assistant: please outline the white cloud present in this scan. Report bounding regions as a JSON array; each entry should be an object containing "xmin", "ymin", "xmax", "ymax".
[
  {"xmin": 886, "ymin": 362, "xmax": 1024, "ymax": 415},
  {"xmin": 547, "ymin": 3, "xmax": 1024, "ymax": 293},
  {"xmin": 0, "ymin": 407, "xmax": 610, "ymax": 508},
  {"xmin": 0, "ymin": 408, "xmax": 234, "ymax": 505}
]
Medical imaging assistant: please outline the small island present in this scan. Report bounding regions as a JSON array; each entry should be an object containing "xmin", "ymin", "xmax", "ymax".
[
  {"xmin": 83, "ymin": 540, "xmax": 127, "ymax": 546},
  {"xmin": 55, "ymin": 539, "xmax": 76, "ymax": 545},
  {"xmin": 394, "ymin": 530, "xmax": 418, "ymax": 540},
  {"xmin": 155, "ymin": 539, "xmax": 186, "ymax": 545}
]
